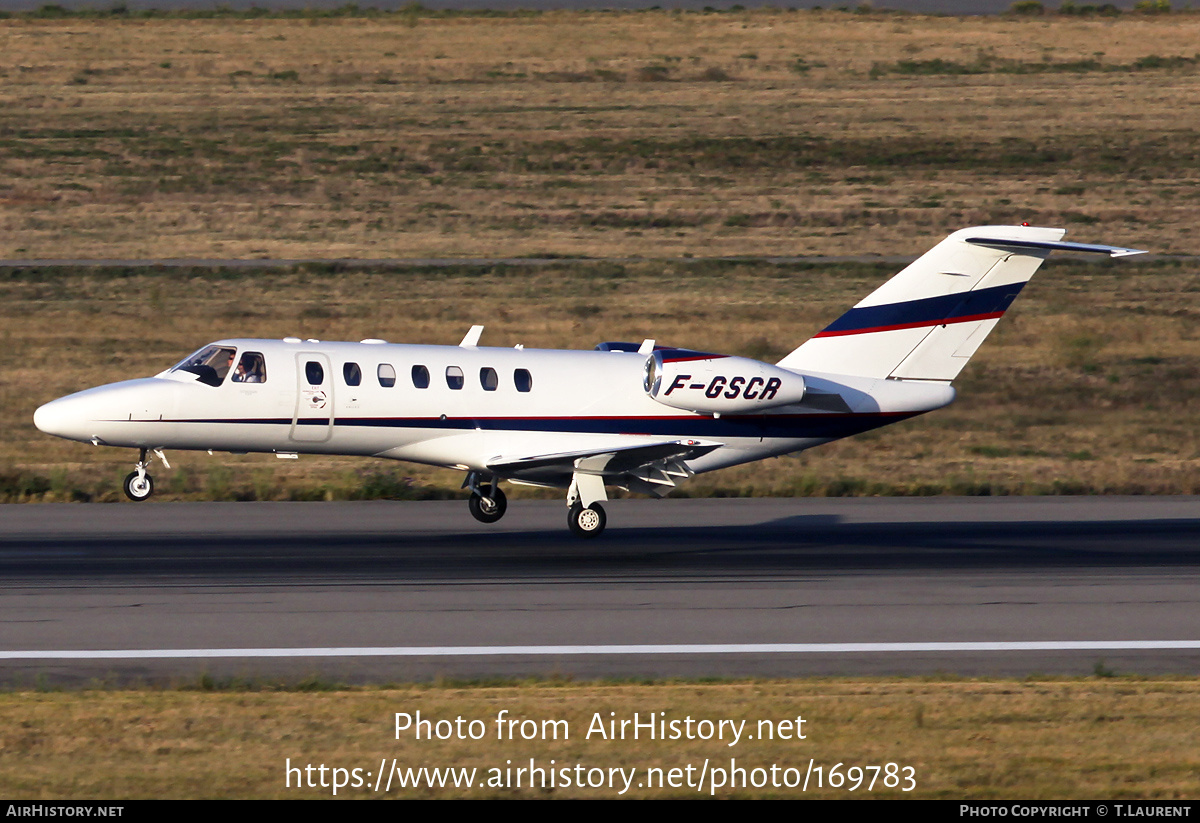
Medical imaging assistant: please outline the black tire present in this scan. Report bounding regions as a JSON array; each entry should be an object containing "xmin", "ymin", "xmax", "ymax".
[
  {"xmin": 123, "ymin": 471, "xmax": 154, "ymax": 502},
  {"xmin": 468, "ymin": 485, "xmax": 507, "ymax": 524},
  {"xmin": 568, "ymin": 501, "xmax": 606, "ymax": 538}
]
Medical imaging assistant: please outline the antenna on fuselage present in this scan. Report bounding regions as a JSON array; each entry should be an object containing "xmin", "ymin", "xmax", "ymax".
[{"xmin": 459, "ymin": 325, "xmax": 484, "ymax": 348}]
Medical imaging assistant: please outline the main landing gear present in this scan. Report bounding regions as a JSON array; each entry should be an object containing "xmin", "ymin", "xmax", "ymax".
[
  {"xmin": 463, "ymin": 469, "xmax": 610, "ymax": 538},
  {"xmin": 567, "ymin": 500, "xmax": 606, "ymax": 538},
  {"xmin": 123, "ymin": 447, "xmax": 169, "ymax": 502},
  {"xmin": 566, "ymin": 471, "xmax": 608, "ymax": 538},
  {"xmin": 464, "ymin": 472, "xmax": 507, "ymax": 524}
]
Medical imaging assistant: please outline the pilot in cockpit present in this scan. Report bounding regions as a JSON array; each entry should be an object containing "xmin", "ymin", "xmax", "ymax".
[{"xmin": 231, "ymin": 352, "xmax": 265, "ymax": 384}]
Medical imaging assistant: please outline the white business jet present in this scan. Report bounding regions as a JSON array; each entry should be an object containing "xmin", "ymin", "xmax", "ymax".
[{"xmin": 34, "ymin": 226, "xmax": 1143, "ymax": 537}]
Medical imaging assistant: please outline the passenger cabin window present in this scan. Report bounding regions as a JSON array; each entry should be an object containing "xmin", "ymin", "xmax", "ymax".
[
  {"xmin": 514, "ymin": 368, "xmax": 533, "ymax": 393},
  {"xmin": 480, "ymin": 367, "xmax": 498, "ymax": 391},
  {"xmin": 412, "ymin": 365, "xmax": 430, "ymax": 389},
  {"xmin": 343, "ymin": 362, "xmax": 362, "ymax": 387},
  {"xmin": 378, "ymin": 364, "xmax": 396, "ymax": 388},
  {"xmin": 231, "ymin": 352, "xmax": 266, "ymax": 384},
  {"xmin": 305, "ymin": 361, "xmax": 325, "ymax": 385},
  {"xmin": 446, "ymin": 366, "xmax": 464, "ymax": 390},
  {"xmin": 171, "ymin": 345, "xmax": 237, "ymax": 388}
]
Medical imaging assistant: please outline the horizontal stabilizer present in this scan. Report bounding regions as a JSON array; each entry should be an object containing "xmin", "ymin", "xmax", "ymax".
[{"xmin": 965, "ymin": 237, "xmax": 1146, "ymax": 258}]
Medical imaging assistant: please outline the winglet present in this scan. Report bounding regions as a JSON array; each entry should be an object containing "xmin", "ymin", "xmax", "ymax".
[
  {"xmin": 459, "ymin": 325, "xmax": 484, "ymax": 348},
  {"xmin": 637, "ymin": 338, "xmax": 656, "ymax": 355}
]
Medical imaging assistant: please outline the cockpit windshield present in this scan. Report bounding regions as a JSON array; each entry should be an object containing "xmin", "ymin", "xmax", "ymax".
[{"xmin": 170, "ymin": 345, "xmax": 237, "ymax": 387}]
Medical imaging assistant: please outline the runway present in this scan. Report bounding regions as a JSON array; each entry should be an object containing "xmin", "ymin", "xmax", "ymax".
[{"xmin": 1, "ymin": 496, "xmax": 1198, "ymax": 684}]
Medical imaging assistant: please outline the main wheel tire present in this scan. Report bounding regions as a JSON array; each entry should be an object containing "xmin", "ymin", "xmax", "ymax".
[
  {"xmin": 123, "ymin": 471, "xmax": 154, "ymax": 502},
  {"xmin": 468, "ymin": 485, "xmax": 507, "ymax": 524},
  {"xmin": 568, "ymin": 501, "xmax": 606, "ymax": 538}
]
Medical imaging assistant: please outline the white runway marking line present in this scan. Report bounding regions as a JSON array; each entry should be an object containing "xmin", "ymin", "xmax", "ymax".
[{"xmin": 3, "ymin": 641, "xmax": 1200, "ymax": 660}]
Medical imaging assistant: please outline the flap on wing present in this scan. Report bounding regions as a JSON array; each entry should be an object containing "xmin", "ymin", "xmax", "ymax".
[{"xmin": 488, "ymin": 439, "xmax": 722, "ymax": 480}]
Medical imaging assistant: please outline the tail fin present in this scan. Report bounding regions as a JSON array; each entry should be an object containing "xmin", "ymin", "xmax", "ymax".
[{"xmin": 777, "ymin": 225, "xmax": 1143, "ymax": 382}]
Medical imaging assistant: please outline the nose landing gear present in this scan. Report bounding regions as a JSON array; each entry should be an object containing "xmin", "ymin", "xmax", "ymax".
[
  {"xmin": 123, "ymin": 447, "xmax": 169, "ymax": 502},
  {"xmin": 123, "ymin": 470, "xmax": 153, "ymax": 501}
]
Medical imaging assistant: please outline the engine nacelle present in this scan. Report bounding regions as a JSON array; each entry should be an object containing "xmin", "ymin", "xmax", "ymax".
[{"xmin": 643, "ymin": 349, "xmax": 807, "ymax": 415}]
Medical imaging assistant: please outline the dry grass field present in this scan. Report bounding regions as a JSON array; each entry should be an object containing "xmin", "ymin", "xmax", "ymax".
[
  {"xmin": 3, "ymin": 255, "xmax": 1197, "ymax": 502},
  {"xmin": 1, "ymin": 10, "xmax": 1197, "ymax": 501},
  {"xmin": 3, "ymin": 677, "xmax": 1199, "ymax": 798},
  {"xmin": 1, "ymin": 10, "xmax": 1199, "ymax": 260}
]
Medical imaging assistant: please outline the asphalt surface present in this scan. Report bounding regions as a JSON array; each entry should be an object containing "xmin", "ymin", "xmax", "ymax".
[{"xmin": 1, "ymin": 497, "xmax": 1198, "ymax": 684}]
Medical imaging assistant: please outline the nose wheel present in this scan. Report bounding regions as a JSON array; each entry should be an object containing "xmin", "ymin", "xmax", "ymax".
[
  {"xmin": 123, "ymin": 470, "xmax": 154, "ymax": 501},
  {"xmin": 122, "ymin": 447, "xmax": 168, "ymax": 502}
]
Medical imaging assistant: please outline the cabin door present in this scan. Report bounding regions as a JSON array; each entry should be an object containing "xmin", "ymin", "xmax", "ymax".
[{"xmin": 291, "ymin": 353, "xmax": 334, "ymax": 443}]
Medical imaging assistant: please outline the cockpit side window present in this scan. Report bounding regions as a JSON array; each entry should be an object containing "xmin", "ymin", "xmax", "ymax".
[
  {"xmin": 170, "ymin": 345, "xmax": 237, "ymax": 388},
  {"xmin": 231, "ymin": 352, "xmax": 266, "ymax": 384}
]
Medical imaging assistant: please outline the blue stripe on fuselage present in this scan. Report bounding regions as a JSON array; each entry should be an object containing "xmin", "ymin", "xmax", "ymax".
[{"xmin": 136, "ymin": 412, "xmax": 919, "ymax": 440}]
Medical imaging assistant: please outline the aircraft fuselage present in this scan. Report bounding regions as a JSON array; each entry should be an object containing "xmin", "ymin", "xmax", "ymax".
[
  {"xmin": 34, "ymin": 337, "xmax": 953, "ymax": 482},
  {"xmin": 33, "ymin": 226, "xmax": 1143, "ymax": 536}
]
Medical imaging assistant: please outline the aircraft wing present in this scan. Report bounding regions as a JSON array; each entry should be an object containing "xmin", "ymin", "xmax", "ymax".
[{"xmin": 487, "ymin": 438, "xmax": 723, "ymax": 496}]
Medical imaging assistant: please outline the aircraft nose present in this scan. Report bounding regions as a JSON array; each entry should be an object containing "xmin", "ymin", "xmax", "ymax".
[{"xmin": 34, "ymin": 395, "xmax": 93, "ymax": 441}]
